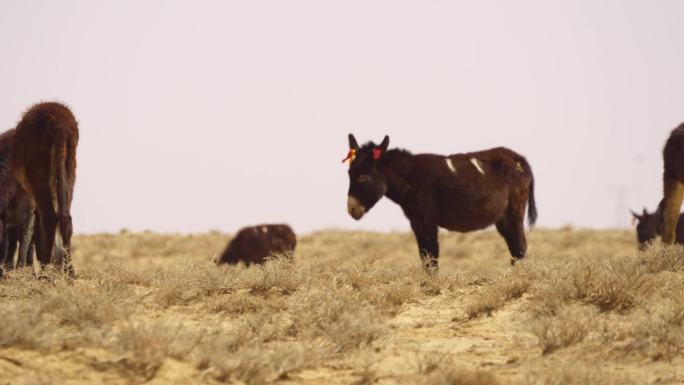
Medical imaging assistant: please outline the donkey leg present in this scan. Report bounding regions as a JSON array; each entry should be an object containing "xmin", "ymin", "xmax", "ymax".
[
  {"xmin": 16, "ymin": 214, "xmax": 35, "ymax": 268},
  {"xmin": 496, "ymin": 215, "xmax": 527, "ymax": 265},
  {"xmin": 34, "ymin": 192, "xmax": 58, "ymax": 272},
  {"xmin": 5, "ymin": 227, "xmax": 18, "ymax": 270},
  {"xmin": 26, "ymin": 226, "xmax": 37, "ymax": 268},
  {"xmin": 662, "ymin": 177, "xmax": 684, "ymax": 244},
  {"xmin": 59, "ymin": 214, "xmax": 74, "ymax": 278},
  {"xmin": 0, "ymin": 221, "xmax": 7, "ymax": 276},
  {"xmin": 411, "ymin": 221, "xmax": 439, "ymax": 273}
]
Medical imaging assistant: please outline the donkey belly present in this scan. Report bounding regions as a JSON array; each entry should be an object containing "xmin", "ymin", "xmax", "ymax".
[{"xmin": 438, "ymin": 191, "xmax": 508, "ymax": 232}]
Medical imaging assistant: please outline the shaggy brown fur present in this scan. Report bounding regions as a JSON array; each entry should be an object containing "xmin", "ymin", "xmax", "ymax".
[
  {"xmin": 10, "ymin": 102, "xmax": 79, "ymax": 276},
  {"xmin": 631, "ymin": 208, "xmax": 684, "ymax": 250},
  {"xmin": 345, "ymin": 134, "xmax": 536, "ymax": 271},
  {"xmin": 661, "ymin": 124, "xmax": 684, "ymax": 244},
  {"xmin": 217, "ymin": 224, "xmax": 296, "ymax": 265}
]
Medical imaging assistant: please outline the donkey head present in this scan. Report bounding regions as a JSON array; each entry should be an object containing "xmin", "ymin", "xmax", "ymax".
[
  {"xmin": 631, "ymin": 207, "xmax": 662, "ymax": 250},
  {"xmin": 344, "ymin": 134, "xmax": 390, "ymax": 220}
]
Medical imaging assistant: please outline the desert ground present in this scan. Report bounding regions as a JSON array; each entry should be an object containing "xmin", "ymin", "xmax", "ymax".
[{"xmin": 0, "ymin": 228, "xmax": 683, "ymax": 385}]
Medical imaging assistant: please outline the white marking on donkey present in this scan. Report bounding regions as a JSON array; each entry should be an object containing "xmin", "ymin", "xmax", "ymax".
[
  {"xmin": 446, "ymin": 158, "xmax": 456, "ymax": 173},
  {"xmin": 470, "ymin": 158, "xmax": 485, "ymax": 175}
]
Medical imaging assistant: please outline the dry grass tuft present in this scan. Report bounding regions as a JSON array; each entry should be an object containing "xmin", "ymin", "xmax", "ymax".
[
  {"xmin": 526, "ymin": 363, "xmax": 634, "ymax": 385},
  {"xmin": 465, "ymin": 268, "xmax": 531, "ymax": 319},
  {"xmin": 621, "ymin": 295, "xmax": 684, "ymax": 361},
  {"xmin": 290, "ymin": 288, "xmax": 384, "ymax": 353},
  {"xmin": 529, "ymin": 304, "xmax": 597, "ymax": 354},
  {"xmin": 205, "ymin": 291, "xmax": 288, "ymax": 315},
  {"xmin": 0, "ymin": 303, "xmax": 48, "ymax": 350},
  {"xmin": 151, "ymin": 264, "xmax": 241, "ymax": 307},
  {"xmin": 465, "ymin": 288, "xmax": 504, "ymax": 319},
  {"xmin": 416, "ymin": 353, "xmax": 500, "ymax": 385},
  {"xmin": 202, "ymin": 342, "xmax": 320, "ymax": 385},
  {"xmin": 639, "ymin": 243, "xmax": 684, "ymax": 273},
  {"xmin": 105, "ymin": 320, "xmax": 202, "ymax": 380},
  {"xmin": 40, "ymin": 282, "xmax": 135, "ymax": 328},
  {"xmin": 242, "ymin": 257, "xmax": 304, "ymax": 296}
]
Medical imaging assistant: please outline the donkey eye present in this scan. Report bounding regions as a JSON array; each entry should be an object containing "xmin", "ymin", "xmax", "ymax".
[{"xmin": 358, "ymin": 175, "xmax": 370, "ymax": 183}]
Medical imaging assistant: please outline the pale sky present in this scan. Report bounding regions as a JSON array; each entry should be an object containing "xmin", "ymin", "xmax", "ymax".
[{"xmin": 1, "ymin": 1, "xmax": 683, "ymax": 234}]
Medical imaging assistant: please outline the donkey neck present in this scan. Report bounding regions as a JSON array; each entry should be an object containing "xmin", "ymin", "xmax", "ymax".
[{"xmin": 377, "ymin": 149, "xmax": 415, "ymax": 204}]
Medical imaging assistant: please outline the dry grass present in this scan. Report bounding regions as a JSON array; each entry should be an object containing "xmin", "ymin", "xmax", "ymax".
[
  {"xmin": 0, "ymin": 229, "xmax": 683, "ymax": 384},
  {"xmin": 415, "ymin": 353, "xmax": 500, "ymax": 385},
  {"xmin": 526, "ymin": 363, "xmax": 635, "ymax": 385}
]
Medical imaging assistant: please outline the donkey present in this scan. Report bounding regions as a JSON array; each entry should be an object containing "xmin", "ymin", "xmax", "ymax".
[
  {"xmin": 0, "ymin": 130, "xmax": 48, "ymax": 274},
  {"xmin": 0, "ymin": 129, "xmax": 35, "ymax": 274},
  {"xmin": 631, "ymin": 207, "xmax": 684, "ymax": 250},
  {"xmin": 216, "ymin": 224, "xmax": 296, "ymax": 265},
  {"xmin": 10, "ymin": 102, "xmax": 79, "ymax": 277},
  {"xmin": 661, "ymin": 123, "xmax": 684, "ymax": 245},
  {"xmin": 343, "ymin": 134, "xmax": 537, "ymax": 271}
]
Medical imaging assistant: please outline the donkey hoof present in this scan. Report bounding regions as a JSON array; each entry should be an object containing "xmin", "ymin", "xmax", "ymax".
[
  {"xmin": 424, "ymin": 263, "xmax": 439, "ymax": 275},
  {"xmin": 511, "ymin": 257, "xmax": 525, "ymax": 266}
]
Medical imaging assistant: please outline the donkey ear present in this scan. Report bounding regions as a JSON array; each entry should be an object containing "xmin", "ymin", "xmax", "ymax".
[
  {"xmin": 372, "ymin": 135, "xmax": 390, "ymax": 160},
  {"xmin": 348, "ymin": 134, "xmax": 359, "ymax": 150},
  {"xmin": 378, "ymin": 135, "xmax": 390, "ymax": 152},
  {"xmin": 630, "ymin": 210, "xmax": 641, "ymax": 220}
]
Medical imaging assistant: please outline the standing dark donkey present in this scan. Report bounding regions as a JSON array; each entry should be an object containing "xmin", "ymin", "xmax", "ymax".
[
  {"xmin": 217, "ymin": 224, "xmax": 296, "ymax": 265},
  {"xmin": 0, "ymin": 128, "xmax": 36, "ymax": 273},
  {"xmin": 661, "ymin": 123, "xmax": 684, "ymax": 245},
  {"xmin": 344, "ymin": 134, "xmax": 537, "ymax": 271},
  {"xmin": 631, "ymin": 207, "xmax": 684, "ymax": 250},
  {"xmin": 11, "ymin": 102, "xmax": 79, "ymax": 277}
]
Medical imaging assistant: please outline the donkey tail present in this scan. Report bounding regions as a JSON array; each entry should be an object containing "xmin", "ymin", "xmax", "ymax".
[
  {"xmin": 527, "ymin": 174, "xmax": 538, "ymax": 227},
  {"xmin": 54, "ymin": 142, "xmax": 72, "ymax": 220},
  {"xmin": 518, "ymin": 157, "xmax": 538, "ymax": 227}
]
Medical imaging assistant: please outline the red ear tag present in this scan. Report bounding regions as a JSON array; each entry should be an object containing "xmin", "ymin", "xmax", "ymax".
[{"xmin": 372, "ymin": 148, "xmax": 382, "ymax": 160}]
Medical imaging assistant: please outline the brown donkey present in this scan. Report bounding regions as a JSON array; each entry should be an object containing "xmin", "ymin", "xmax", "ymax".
[
  {"xmin": 344, "ymin": 134, "xmax": 537, "ymax": 271},
  {"xmin": 0, "ymin": 128, "xmax": 36, "ymax": 273},
  {"xmin": 217, "ymin": 224, "xmax": 296, "ymax": 265},
  {"xmin": 662, "ymin": 124, "xmax": 684, "ymax": 244},
  {"xmin": 11, "ymin": 102, "xmax": 78, "ymax": 276}
]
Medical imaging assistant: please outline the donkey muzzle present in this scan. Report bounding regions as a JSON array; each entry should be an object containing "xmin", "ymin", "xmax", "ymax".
[{"xmin": 347, "ymin": 195, "xmax": 366, "ymax": 220}]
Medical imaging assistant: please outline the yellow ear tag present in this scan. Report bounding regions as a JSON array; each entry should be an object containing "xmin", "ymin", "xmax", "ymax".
[{"xmin": 342, "ymin": 149, "xmax": 357, "ymax": 164}]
